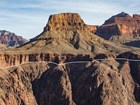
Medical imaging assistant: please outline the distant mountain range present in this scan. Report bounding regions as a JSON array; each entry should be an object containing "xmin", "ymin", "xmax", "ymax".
[
  {"xmin": 0, "ymin": 30, "xmax": 28, "ymax": 47},
  {"xmin": 89, "ymin": 12, "xmax": 140, "ymax": 47}
]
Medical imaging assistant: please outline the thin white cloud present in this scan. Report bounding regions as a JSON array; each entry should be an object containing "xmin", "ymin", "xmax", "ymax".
[
  {"xmin": 0, "ymin": 0, "xmax": 122, "ymax": 14},
  {"xmin": 16, "ymin": 1, "xmax": 122, "ymax": 14}
]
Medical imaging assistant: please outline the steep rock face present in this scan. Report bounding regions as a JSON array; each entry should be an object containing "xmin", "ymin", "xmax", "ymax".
[
  {"xmin": 43, "ymin": 13, "xmax": 87, "ymax": 32},
  {"xmin": 32, "ymin": 66, "xmax": 73, "ymax": 105},
  {"xmin": 0, "ymin": 53, "xmax": 93, "ymax": 69},
  {"xmin": 71, "ymin": 61, "xmax": 136, "ymax": 105},
  {"xmin": 96, "ymin": 12, "xmax": 140, "ymax": 44},
  {"xmin": 0, "ymin": 30, "xmax": 28, "ymax": 47},
  {"xmin": 0, "ymin": 62, "xmax": 48, "ymax": 105},
  {"xmin": 0, "ymin": 54, "xmax": 140, "ymax": 105}
]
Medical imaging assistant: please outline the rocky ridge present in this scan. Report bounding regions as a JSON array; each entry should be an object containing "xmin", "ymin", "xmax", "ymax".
[
  {"xmin": 0, "ymin": 13, "xmax": 140, "ymax": 105},
  {"xmin": 0, "ymin": 30, "xmax": 28, "ymax": 47},
  {"xmin": 95, "ymin": 12, "xmax": 140, "ymax": 44}
]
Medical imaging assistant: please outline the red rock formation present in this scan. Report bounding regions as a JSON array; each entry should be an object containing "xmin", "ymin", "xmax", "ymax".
[
  {"xmin": 96, "ymin": 12, "xmax": 140, "ymax": 43},
  {"xmin": 0, "ymin": 30, "xmax": 28, "ymax": 47},
  {"xmin": 44, "ymin": 13, "xmax": 87, "ymax": 32},
  {"xmin": 0, "ymin": 13, "xmax": 140, "ymax": 105}
]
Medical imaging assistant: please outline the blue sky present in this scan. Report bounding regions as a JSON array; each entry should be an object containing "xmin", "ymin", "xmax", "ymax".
[{"xmin": 0, "ymin": 0, "xmax": 139, "ymax": 39}]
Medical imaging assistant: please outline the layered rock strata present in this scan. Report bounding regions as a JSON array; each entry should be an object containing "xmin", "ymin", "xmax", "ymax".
[
  {"xmin": 0, "ymin": 30, "xmax": 28, "ymax": 47},
  {"xmin": 0, "ymin": 13, "xmax": 140, "ymax": 105},
  {"xmin": 96, "ymin": 12, "xmax": 140, "ymax": 44},
  {"xmin": 0, "ymin": 52, "xmax": 140, "ymax": 105}
]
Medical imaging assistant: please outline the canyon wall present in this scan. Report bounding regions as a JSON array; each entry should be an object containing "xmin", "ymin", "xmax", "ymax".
[
  {"xmin": 0, "ymin": 52, "xmax": 140, "ymax": 105},
  {"xmin": 0, "ymin": 53, "xmax": 93, "ymax": 68}
]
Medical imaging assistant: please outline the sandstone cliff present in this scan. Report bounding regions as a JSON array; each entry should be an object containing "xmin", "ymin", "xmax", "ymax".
[
  {"xmin": 0, "ymin": 30, "xmax": 28, "ymax": 47},
  {"xmin": 0, "ymin": 52, "xmax": 140, "ymax": 105},
  {"xmin": 0, "ymin": 13, "xmax": 140, "ymax": 105},
  {"xmin": 96, "ymin": 12, "xmax": 140, "ymax": 44}
]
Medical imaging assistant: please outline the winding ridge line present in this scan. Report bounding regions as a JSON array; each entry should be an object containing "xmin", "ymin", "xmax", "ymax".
[
  {"xmin": 0, "ymin": 58, "xmax": 140, "ymax": 95},
  {"xmin": 0, "ymin": 58, "xmax": 140, "ymax": 70},
  {"xmin": 64, "ymin": 58, "xmax": 140, "ymax": 65}
]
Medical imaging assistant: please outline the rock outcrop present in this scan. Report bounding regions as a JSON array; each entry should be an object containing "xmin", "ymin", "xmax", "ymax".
[
  {"xmin": 96, "ymin": 12, "xmax": 140, "ymax": 44},
  {"xmin": 44, "ymin": 13, "xmax": 87, "ymax": 31},
  {"xmin": 0, "ymin": 30, "xmax": 28, "ymax": 47},
  {"xmin": 87, "ymin": 25, "xmax": 98, "ymax": 33},
  {"xmin": 0, "ymin": 13, "xmax": 140, "ymax": 105}
]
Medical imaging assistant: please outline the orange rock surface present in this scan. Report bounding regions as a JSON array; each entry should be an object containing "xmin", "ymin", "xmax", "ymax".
[{"xmin": 96, "ymin": 12, "xmax": 140, "ymax": 43}]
